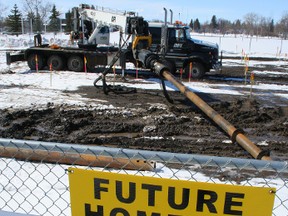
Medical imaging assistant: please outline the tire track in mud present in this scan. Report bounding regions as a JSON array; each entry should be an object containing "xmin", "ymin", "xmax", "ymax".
[{"xmin": 0, "ymin": 90, "xmax": 287, "ymax": 160}]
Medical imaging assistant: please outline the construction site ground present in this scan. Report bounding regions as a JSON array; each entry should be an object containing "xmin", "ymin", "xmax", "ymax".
[{"xmin": 0, "ymin": 57, "xmax": 287, "ymax": 161}]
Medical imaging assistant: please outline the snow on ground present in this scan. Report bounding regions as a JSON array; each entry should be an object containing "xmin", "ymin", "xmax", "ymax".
[
  {"xmin": 0, "ymin": 33, "xmax": 288, "ymax": 215},
  {"xmin": 1, "ymin": 66, "xmax": 287, "ymax": 110},
  {"xmin": 0, "ymin": 47, "xmax": 287, "ymax": 109},
  {"xmin": 191, "ymin": 33, "xmax": 288, "ymax": 58},
  {"xmin": 223, "ymin": 58, "xmax": 288, "ymax": 69}
]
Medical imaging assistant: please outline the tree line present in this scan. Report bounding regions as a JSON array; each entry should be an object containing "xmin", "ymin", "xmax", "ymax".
[
  {"xmin": 0, "ymin": 1, "xmax": 288, "ymax": 39},
  {"xmin": 188, "ymin": 14, "xmax": 288, "ymax": 39}
]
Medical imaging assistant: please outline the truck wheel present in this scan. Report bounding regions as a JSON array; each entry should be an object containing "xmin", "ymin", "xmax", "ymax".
[
  {"xmin": 185, "ymin": 62, "xmax": 205, "ymax": 79},
  {"xmin": 27, "ymin": 54, "xmax": 44, "ymax": 70},
  {"xmin": 67, "ymin": 56, "xmax": 83, "ymax": 72},
  {"xmin": 47, "ymin": 55, "xmax": 64, "ymax": 71}
]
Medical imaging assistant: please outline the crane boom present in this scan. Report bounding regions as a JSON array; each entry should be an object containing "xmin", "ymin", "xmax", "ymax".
[
  {"xmin": 78, "ymin": 4, "xmax": 133, "ymax": 31},
  {"xmin": 77, "ymin": 4, "xmax": 136, "ymax": 45}
]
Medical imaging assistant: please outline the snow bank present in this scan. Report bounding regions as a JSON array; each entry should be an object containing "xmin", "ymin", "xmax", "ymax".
[{"xmin": 0, "ymin": 33, "xmax": 72, "ymax": 50}]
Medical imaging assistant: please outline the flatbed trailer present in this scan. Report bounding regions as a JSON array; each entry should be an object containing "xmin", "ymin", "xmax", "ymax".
[{"xmin": 6, "ymin": 44, "xmax": 129, "ymax": 72}]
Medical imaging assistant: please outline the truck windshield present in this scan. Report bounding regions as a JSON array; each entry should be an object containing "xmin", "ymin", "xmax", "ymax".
[
  {"xmin": 174, "ymin": 28, "xmax": 191, "ymax": 42},
  {"xmin": 185, "ymin": 28, "xmax": 191, "ymax": 39}
]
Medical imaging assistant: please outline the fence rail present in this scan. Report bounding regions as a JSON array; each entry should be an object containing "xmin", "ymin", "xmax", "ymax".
[{"xmin": 0, "ymin": 138, "xmax": 288, "ymax": 215}]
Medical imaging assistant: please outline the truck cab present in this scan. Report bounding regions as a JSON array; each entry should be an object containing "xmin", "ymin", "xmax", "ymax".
[{"xmin": 148, "ymin": 23, "xmax": 221, "ymax": 78}]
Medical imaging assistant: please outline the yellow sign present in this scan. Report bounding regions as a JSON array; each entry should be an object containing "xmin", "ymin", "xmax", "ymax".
[{"xmin": 68, "ymin": 168, "xmax": 275, "ymax": 216}]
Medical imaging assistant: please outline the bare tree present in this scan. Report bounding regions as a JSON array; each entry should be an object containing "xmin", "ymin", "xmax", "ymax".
[
  {"xmin": 257, "ymin": 16, "xmax": 266, "ymax": 36},
  {"xmin": 0, "ymin": 3, "xmax": 8, "ymax": 32},
  {"xmin": 218, "ymin": 18, "xmax": 231, "ymax": 35},
  {"xmin": 0, "ymin": 3, "xmax": 8, "ymax": 14},
  {"xmin": 22, "ymin": 0, "xmax": 52, "ymax": 32},
  {"xmin": 276, "ymin": 12, "xmax": 288, "ymax": 39},
  {"xmin": 244, "ymin": 12, "xmax": 260, "ymax": 35}
]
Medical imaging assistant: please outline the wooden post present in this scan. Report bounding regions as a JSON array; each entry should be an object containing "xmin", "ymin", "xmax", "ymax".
[
  {"xmin": 35, "ymin": 54, "xmax": 38, "ymax": 73},
  {"xmin": 244, "ymin": 55, "xmax": 249, "ymax": 85},
  {"xmin": 84, "ymin": 56, "xmax": 87, "ymax": 73},
  {"xmin": 50, "ymin": 63, "xmax": 53, "ymax": 87},
  {"xmin": 189, "ymin": 62, "xmax": 192, "ymax": 82},
  {"xmin": 250, "ymin": 72, "xmax": 255, "ymax": 98}
]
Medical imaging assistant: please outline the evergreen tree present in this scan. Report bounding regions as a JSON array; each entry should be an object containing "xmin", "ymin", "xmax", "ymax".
[
  {"xmin": 7, "ymin": 4, "xmax": 22, "ymax": 35},
  {"xmin": 189, "ymin": 19, "xmax": 194, "ymax": 30},
  {"xmin": 233, "ymin": 19, "xmax": 242, "ymax": 34},
  {"xmin": 65, "ymin": 10, "xmax": 73, "ymax": 33},
  {"xmin": 48, "ymin": 4, "xmax": 60, "ymax": 32},
  {"xmin": 269, "ymin": 19, "xmax": 274, "ymax": 35},
  {"xmin": 235, "ymin": 19, "xmax": 241, "ymax": 28},
  {"xmin": 210, "ymin": 15, "xmax": 218, "ymax": 32},
  {"xmin": 193, "ymin": 18, "xmax": 201, "ymax": 32}
]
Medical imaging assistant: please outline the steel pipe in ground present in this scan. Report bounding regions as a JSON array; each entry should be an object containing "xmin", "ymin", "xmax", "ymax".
[{"xmin": 161, "ymin": 70, "xmax": 271, "ymax": 161}]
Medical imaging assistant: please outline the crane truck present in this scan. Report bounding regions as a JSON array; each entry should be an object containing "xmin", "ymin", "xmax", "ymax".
[{"xmin": 6, "ymin": 4, "xmax": 221, "ymax": 78}]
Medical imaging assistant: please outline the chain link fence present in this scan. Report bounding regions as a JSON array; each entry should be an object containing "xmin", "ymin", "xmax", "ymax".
[{"xmin": 0, "ymin": 138, "xmax": 288, "ymax": 216}]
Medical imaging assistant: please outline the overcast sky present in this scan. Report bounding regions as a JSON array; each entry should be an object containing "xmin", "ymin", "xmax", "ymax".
[{"xmin": 2, "ymin": 0, "xmax": 288, "ymax": 23}]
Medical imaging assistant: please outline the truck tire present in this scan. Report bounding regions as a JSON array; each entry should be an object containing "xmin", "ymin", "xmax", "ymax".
[
  {"xmin": 67, "ymin": 56, "xmax": 84, "ymax": 72},
  {"xmin": 27, "ymin": 54, "xmax": 44, "ymax": 70},
  {"xmin": 184, "ymin": 62, "xmax": 205, "ymax": 79},
  {"xmin": 47, "ymin": 55, "xmax": 64, "ymax": 71}
]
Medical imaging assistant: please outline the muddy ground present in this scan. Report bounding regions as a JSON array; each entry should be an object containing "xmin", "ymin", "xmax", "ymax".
[{"xmin": 0, "ymin": 59, "xmax": 287, "ymax": 160}]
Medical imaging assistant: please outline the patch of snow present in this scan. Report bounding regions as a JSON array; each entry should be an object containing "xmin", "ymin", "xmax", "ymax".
[
  {"xmin": 142, "ymin": 136, "xmax": 164, "ymax": 140},
  {"xmin": 222, "ymin": 140, "xmax": 233, "ymax": 144},
  {"xmin": 257, "ymin": 140, "xmax": 269, "ymax": 146}
]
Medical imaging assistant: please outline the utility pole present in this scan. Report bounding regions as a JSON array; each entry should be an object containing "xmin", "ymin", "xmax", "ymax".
[{"xmin": 60, "ymin": 19, "xmax": 62, "ymax": 32}]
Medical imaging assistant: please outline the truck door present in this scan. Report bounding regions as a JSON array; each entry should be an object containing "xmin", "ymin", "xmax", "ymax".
[
  {"xmin": 94, "ymin": 26, "xmax": 110, "ymax": 45},
  {"xmin": 168, "ymin": 28, "xmax": 187, "ymax": 55}
]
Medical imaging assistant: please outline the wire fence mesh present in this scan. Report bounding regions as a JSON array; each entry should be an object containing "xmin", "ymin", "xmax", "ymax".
[{"xmin": 0, "ymin": 138, "xmax": 288, "ymax": 216}]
